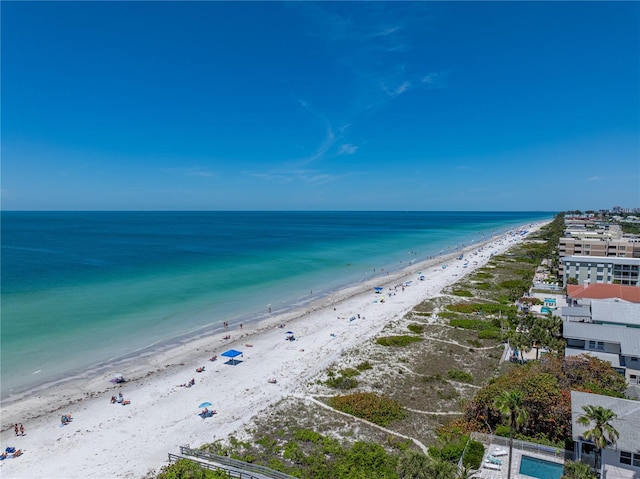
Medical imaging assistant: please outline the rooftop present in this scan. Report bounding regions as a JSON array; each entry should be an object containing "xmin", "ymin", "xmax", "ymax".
[
  {"xmin": 561, "ymin": 256, "xmax": 640, "ymax": 266},
  {"xmin": 567, "ymin": 284, "xmax": 640, "ymax": 303},
  {"xmin": 563, "ymin": 322, "xmax": 640, "ymax": 356},
  {"xmin": 571, "ymin": 391, "xmax": 640, "ymax": 453},
  {"xmin": 591, "ymin": 300, "xmax": 640, "ymax": 326},
  {"xmin": 565, "ymin": 349, "xmax": 621, "ymax": 368}
]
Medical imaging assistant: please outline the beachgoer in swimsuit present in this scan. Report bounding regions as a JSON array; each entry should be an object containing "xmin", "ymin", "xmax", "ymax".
[
  {"xmin": 19, "ymin": 424, "xmax": 24, "ymax": 436},
  {"xmin": 14, "ymin": 424, "xmax": 19, "ymax": 436}
]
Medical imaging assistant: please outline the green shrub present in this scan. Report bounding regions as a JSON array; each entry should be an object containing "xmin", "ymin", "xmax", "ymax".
[
  {"xmin": 376, "ymin": 335, "xmax": 422, "ymax": 347},
  {"xmin": 449, "ymin": 318, "xmax": 494, "ymax": 331},
  {"xmin": 330, "ymin": 392, "xmax": 407, "ymax": 426},
  {"xmin": 462, "ymin": 440, "xmax": 485, "ymax": 469},
  {"xmin": 355, "ymin": 360, "xmax": 372, "ymax": 371},
  {"xmin": 324, "ymin": 375, "xmax": 359, "ymax": 390},
  {"xmin": 447, "ymin": 369, "xmax": 473, "ymax": 383},
  {"xmin": 478, "ymin": 329, "xmax": 502, "ymax": 340},
  {"xmin": 438, "ymin": 311, "xmax": 459, "ymax": 320},
  {"xmin": 499, "ymin": 279, "xmax": 528, "ymax": 292},
  {"xmin": 447, "ymin": 303, "xmax": 516, "ymax": 315},
  {"xmin": 475, "ymin": 282, "xmax": 492, "ymax": 290},
  {"xmin": 407, "ymin": 324, "xmax": 424, "ymax": 334},
  {"xmin": 474, "ymin": 271, "xmax": 493, "ymax": 279},
  {"xmin": 495, "ymin": 424, "xmax": 510, "ymax": 437},
  {"xmin": 157, "ymin": 459, "xmax": 229, "ymax": 479},
  {"xmin": 452, "ymin": 289, "xmax": 473, "ymax": 297},
  {"xmin": 339, "ymin": 367, "xmax": 361, "ymax": 378},
  {"xmin": 294, "ymin": 429, "xmax": 323, "ymax": 443}
]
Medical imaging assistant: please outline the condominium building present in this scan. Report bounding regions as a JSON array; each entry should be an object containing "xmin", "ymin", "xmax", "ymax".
[
  {"xmin": 563, "ymin": 300, "xmax": 640, "ymax": 385},
  {"xmin": 561, "ymin": 256, "xmax": 640, "ymax": 287},
  {"xmin": 559, "ymin": 237, "xmax": 640, "ymax": 258}
]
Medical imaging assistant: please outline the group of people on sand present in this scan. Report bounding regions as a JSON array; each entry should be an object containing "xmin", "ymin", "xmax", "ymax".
[
  {"xmin": 61, "ymin": 413, "xmax": 73, "ymax": 425},
  {"xmin": 13, "ymin": 423, "xmax": 25, "ymax": 436},
  {"xmin": 110, "ymin": 392, "xmax": 131, "ymax": 405},
  {"xmin": 198, "ymin": 407, "xmax": 217, "ymax": 418},
  {"xmin": 177, "ymin": 377, "xmax": 196, "ymax": 388},
  {"xmin": 1, "ymin": 447, "xmax": 23, "ymax": 460}
]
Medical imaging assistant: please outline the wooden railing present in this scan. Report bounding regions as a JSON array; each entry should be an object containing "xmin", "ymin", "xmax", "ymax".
[
  {"xmin": 177, "ymin": 446, "xmax": 298, "ymax": 479},
  {"xmin": 167, "ymin": 453, "xmax": 260, "ymax": 479}
]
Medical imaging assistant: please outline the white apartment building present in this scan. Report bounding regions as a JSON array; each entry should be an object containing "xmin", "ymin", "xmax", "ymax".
[{"xmin": 561, "ymin": 256, "xmax": 640, "ymax": 287}]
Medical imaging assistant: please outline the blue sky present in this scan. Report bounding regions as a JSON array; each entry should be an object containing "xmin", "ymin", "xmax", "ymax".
[{"xmin": 2, "ymin": 1, "xmax": 639, "ymax": 211}]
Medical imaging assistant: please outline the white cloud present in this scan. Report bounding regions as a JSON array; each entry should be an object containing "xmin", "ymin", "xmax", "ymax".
[
  {"xmin": 374, "ymin": 26, "xmax": 401, "ymax": 37},
  {"xmin": 163, "ymin": 167, "xmax": 215, "ymax": 178},
  {"xmin": 381, "ymin": 80, "xmax": 410, "ymax": 98},
  {"xmin": 421, "ymin": 72, "xmax": 448, "ymax": 89},
  {"xmin": 338, "ymin": 144, "xmax": 359, "ymax": 155},
  {"xmin": 248, "ymin": 168, "xmax": 341, "ymax": 186}
]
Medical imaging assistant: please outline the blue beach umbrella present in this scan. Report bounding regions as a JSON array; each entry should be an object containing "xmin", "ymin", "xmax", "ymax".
[
  {"xmin": 221, "ymin": 349, "xmax": 243, "ymax": 365},
  {"xmin": 285, "ymin": 331, "xmax": 294, "ymax": 335},
  {"xmin": 198, "ymin": 402, "xmax": 212, "ymax": 409}
]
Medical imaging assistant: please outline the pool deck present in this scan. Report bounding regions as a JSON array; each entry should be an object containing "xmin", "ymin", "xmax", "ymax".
[{"xmin": 476, "ymin": 444, "xmax": 565, "ymax": 479}]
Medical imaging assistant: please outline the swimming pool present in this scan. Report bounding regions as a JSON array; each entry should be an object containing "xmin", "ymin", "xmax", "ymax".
[{"xmin": 519, "ymin": 455, "xmax": 564, "ymax": 479}]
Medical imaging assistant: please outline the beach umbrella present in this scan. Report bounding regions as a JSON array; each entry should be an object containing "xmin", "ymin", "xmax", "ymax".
[
  {"xmin": 198, "ymin": 402, "xmax": 212, "ymax": 409},
  {"xmin": 285, "ymin": 331, "xmax": 294, "ymax": 335},
  {"xmin": 221, "ymin": 349, "xmax": 243, "ymax": 365},
  {"xmin": 374, "ymin": 286, "xmax": 383, "ymax": 292}
]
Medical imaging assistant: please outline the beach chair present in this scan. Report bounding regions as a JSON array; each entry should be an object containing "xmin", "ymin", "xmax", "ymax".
[
  {"xmin": 485, "ymin": 455, "xmax": 503, "ymax": 465},
  {"xmin": 483, "ymin": 462, "xmax": 501, "ymax": 471},
  {"xmin": 492, "ymin": 447, "xmax": 508, "ymax": 456}
]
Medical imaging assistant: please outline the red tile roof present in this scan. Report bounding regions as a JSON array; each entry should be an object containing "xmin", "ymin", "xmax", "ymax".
[{"xmin": 567, "ymin": 284, "xmax": 640, "ymax": 303}]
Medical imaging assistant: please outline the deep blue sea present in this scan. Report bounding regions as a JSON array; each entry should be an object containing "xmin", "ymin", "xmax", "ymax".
[{"xmin": 1, "ymin": 211, "xmax": 552, "ymax": 399}]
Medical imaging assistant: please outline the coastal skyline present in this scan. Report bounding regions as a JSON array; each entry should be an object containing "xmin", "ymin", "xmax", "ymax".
[{"xmin": 2, "ymin": 1, "xmax": 639, "ymax": 211}]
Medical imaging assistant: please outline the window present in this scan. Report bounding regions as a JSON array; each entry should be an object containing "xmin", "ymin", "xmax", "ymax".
[
  {"xmin": 588, "ymin": 341, "xmax": 604, "ymax": 351},
  {"xmin": 621, "ymin": 451, "xmax": 640, "ymax": 467}
]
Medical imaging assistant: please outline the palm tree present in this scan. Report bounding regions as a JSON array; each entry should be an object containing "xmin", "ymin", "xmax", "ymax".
[
  {"xmin": 397, "ymin": 451, "xmax": 430, "ymax": 479},
  {"xmin": 494, "ymin": 390, "xmax": 529, "ymax": 479},
  {"xmin": 456, "ymin": 464, "xmax": 475, "ymax": 479},
  {"xmin": 397, "ymin": 452, "xmax": 457, "ymax": 479},
  {"xmin": 577, "ymin": 405, "xmax": 619, "ymax": 477},
  {"xmin": 561, "ymin": 460, "xmax": 597, "ymax": 479},
  {"xmin": 425, "ymin": 457, "xmax": 457, "ymax": 479}
]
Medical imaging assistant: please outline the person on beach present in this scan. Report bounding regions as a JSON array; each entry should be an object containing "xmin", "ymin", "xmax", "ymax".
[
  {"xmin": 19, "ymin": 424, "xmax": 24, "ymax": 436},
  {"xmin": 14, "ymin": 424, "xmax": 19, "ymax": 436}
]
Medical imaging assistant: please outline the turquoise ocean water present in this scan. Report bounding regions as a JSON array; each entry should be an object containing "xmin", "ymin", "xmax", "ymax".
[{"xmin": 1, "ymin": 211, "xmax": 552, "ymax": 399}]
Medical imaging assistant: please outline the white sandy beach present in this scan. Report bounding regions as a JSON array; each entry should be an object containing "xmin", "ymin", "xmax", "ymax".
[{"xmin": 0, "ymin": 223, "xmax": 546, "ymax": 478}]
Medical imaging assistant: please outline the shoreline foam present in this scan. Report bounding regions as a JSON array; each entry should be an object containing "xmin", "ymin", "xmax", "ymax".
[{"xmin": 0, "ymin": 222, "xmax": 547, "ymax": 479}]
